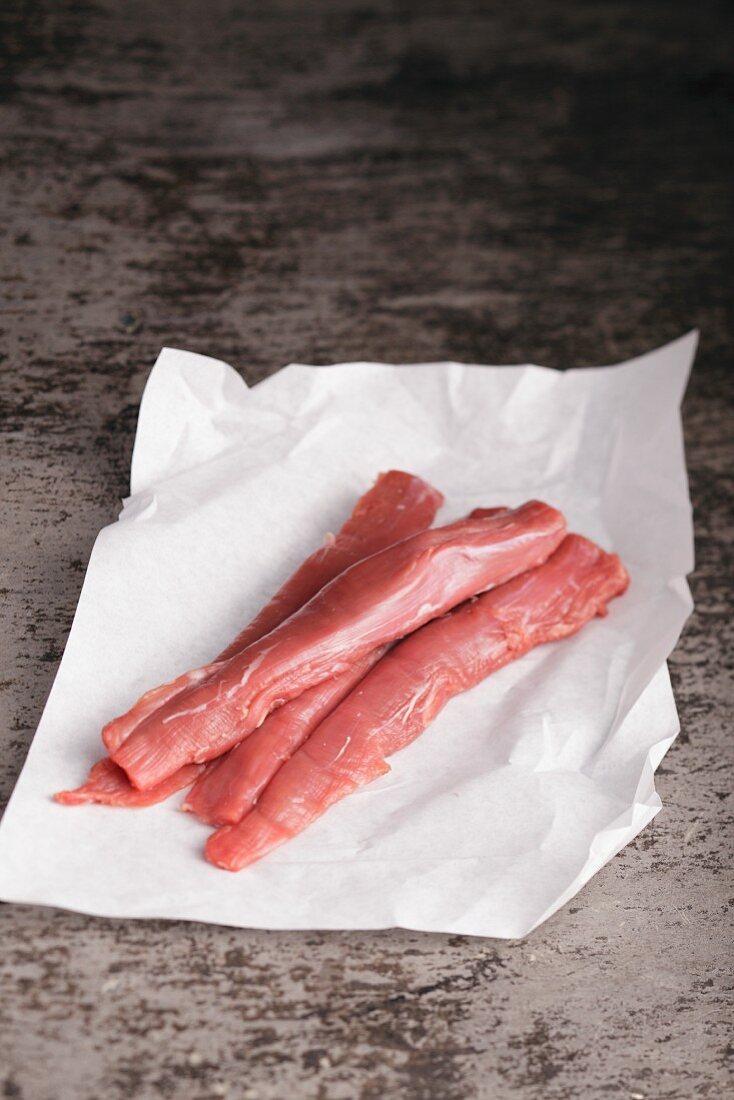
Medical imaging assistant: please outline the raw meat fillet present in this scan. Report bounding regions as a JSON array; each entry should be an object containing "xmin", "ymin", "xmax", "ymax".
[
  {"xmin": 101, "ymin": 670, "xmax": 212, "ymax": 757},
  {"xmin": 61, "ymin": 470, "xmax": 441, "ymax": 809},
  {"xmin": 182, "ymin": 648, "xmax": 387, "ymax": 826},
  {"xmin": 54, "ymin": 757, "xmax": 206, "ymax": 808},
  {"xmin": 205, "ymin": 534, "xmax": 629, "ymax": 871},
  {"xmin": 217, "ymin": 470, "xmax": 444, "ymax": 661},
  {"xmin": 101, "ymin": 470, "xmax": 443, "ymax": 756},
  {"xmin": 111, "ymin": 500, "xmax": 567, "ymax": 790},
  {"xmin": 79, "ymin": 512, "xmax": 490, "ymax": 812}
]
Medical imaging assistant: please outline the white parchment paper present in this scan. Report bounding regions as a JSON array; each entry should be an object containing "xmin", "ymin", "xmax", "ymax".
[{"xmin": 0, "ymin": 333, "xmax": 697, "ymax": 937}]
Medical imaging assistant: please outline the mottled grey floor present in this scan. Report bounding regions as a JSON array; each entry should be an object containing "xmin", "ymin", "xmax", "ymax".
[{"xmin": 1, "ymin": 2, "xmax": 732, "ymax": 1098}]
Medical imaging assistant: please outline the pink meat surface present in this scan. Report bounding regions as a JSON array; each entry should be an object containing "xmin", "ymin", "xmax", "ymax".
[
  {"xmin": 62, "ymin": 471, "xmax": 441, "ymax": 809},
  {"xmin": 217, "ymin": 470, "xmax": 444, "ymax": 661},
  {"xmin": 180, "ymin": 515, "xmax": 503, "ymax": 824},
  {"xmin": 205, "ymin": 534, "xmax": 629, "ymax": 871},
  {"xmin": 111, "ymin": 500, "xmax": 567, "ymax": 791},
  {"xmin": 182, "ymin": 648, "xmax": 387, "ymax": 826},
  {"xmin": 102, "ymin": 469, "xmax": 443, "ymax": 756},
  {"xmin": 54, "ymin": 757, "xmax": 206, "ymax": 808},
  {"xmin": 101, "ymin": 670, "xmax": 212, "ymax": 757}
]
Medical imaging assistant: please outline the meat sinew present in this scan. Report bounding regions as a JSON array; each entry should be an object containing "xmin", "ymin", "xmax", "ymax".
[
  {"xmin": 205, "ymin": 534, "xmax": 629, "ymax": 871},
  {"xmin": 181, "ymin": 648, "xmax": 387, "ymax": 826},
  {"xmin": 102, "ymin": 470, "xmax": 444, "ymax": 756},
  {"xmin": 60, "ymin": 471, "xmax": 442, "ymax": 808},
  {"xmin": 111, "ymin": 501, "xmax": 567, "ymax": 791}
]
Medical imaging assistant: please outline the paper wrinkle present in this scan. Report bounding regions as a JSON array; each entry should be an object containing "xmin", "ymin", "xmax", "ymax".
[
  {"xmin": 0, "ymin": 334, "xmax": 697, "ymax": 937},
  {"xmin": 130, "ymin": 347, "xmax": 250, "ymax": 496}
]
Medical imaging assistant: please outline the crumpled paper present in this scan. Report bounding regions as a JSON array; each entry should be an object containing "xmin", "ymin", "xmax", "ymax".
[{"xmin": 0, "ymin": 333, "xmax": 697, "ymax": 937}]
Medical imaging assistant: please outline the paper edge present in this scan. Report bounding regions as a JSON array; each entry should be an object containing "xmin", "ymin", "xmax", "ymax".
[
  {"xmin": 129, "ymin": 346, "xmax": 249, "ymax": 497},
  {"xmin": 0, "ymin": 336, "xmax": 699, "ymax": 937},
  {"xmin": 0, "ymin": 663, "xmax": 681, "ymax": 939},
  {"xmin": 129, "ymin": 332, "xmax": 699, "ymax": 498}
]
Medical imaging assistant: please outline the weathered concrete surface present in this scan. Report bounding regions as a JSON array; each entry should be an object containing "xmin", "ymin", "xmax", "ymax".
[{"xmin": 0, "ymin": 2, "xmax": 732, "ymax": 1098}]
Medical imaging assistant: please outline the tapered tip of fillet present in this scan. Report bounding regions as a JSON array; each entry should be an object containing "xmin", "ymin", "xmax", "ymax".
[
  {"xmin": 53, "ymin": 788, "xmax": 90, "ymax": 806},
  {"xmin": 179, "ymin": 795, "xmax": 233, "ymax": 828},
  {"xmin": 205, "ymin": 812, "xmax": 289, "ymax": 871},
  {"xmin": 53, "ymin": 757, "xmax": 124, "ymax": 806},
  {"xmin": 559, "ymin": 536, "xmax": 630, "ymax": 600},
  {"xmin": 204, "ymin": 829, "xmax": 240, "ymax": 871}
]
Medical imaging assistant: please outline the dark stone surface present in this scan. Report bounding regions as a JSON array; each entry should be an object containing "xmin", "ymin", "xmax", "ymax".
[{"xmin": 0, "ymin": 2, "xmax": 732, "ymax": 1097}]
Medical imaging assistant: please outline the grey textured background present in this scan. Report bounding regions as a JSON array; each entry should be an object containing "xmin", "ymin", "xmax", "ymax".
[{"xmin": 1, "ymin": 2, "xmax": 732, "ymax": 1098}]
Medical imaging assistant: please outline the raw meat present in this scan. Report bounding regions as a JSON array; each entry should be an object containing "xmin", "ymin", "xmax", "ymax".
[
  {"xmin": 102, "ymin": 470, "xmax": 443, "ymax": 755},
  {"xmin": 54, "ymin": 757, "xmax": 206, "ymax": 808},
  {"xmin": 62, "ymin": 471, "xmax": 441, "ymax": 808},
  {"xmin": 181, "ymin": 648, "xmax": 387, "ymax": 826},
  {"xmin": 101, "ymin": 670, "xmax": 212, "ymax": 757},
  {"xmin": 111, "ymin": 500, "xmax": 567, "ymax": 790},
  {"xmin": 205, "ymin": 534, "xmax": 629, "ymax": 871},
  {"xmin": 182, "ymin": 516, "xmax": 508, "ymax": 824},
  {"xmin": 217, "ymin": 470, "xmax": 444, "ymax": 661}
]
